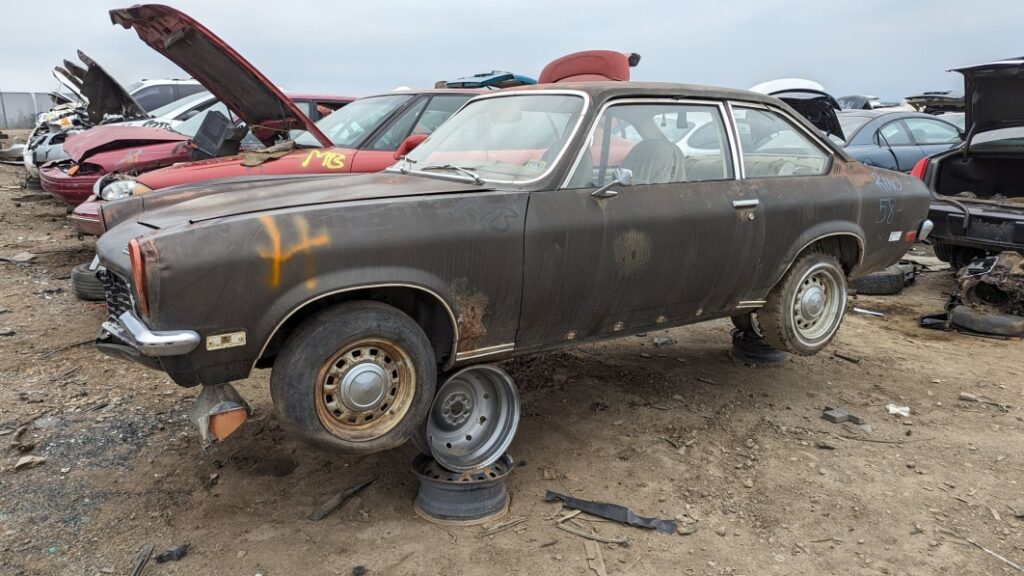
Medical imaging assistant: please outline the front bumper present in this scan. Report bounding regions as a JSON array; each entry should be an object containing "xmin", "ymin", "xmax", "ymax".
[
  {"xmin": 98, "ymin": 310, "xmax": 201, "ymax": 358},
  {"xmin": 40, "ymin": 165, "xmax": 101, "ymax": 207},
  {"xmin": 71, "ymin": 197, "xmax": 104, "ymax": 236}
]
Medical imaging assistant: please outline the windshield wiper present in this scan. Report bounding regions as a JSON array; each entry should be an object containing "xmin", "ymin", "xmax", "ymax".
[{"xmin": 418, "ymin": 163, "xmax": 484, "ymax": 185}]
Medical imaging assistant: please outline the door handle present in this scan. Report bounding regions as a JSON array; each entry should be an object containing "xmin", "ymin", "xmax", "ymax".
[{"xmin": 732, "ymin": 199, "xmax": 759, "ymax": 209}]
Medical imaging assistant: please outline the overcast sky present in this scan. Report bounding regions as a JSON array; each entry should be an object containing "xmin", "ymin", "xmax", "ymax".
[{"xmin": 1, "ymin": 0, "xmax": 1020, "ymax": 101}]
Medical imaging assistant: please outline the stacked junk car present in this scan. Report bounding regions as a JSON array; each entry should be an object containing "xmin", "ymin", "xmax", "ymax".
[{"xmin": 4, "ymin": 3, "xmax": 1024, "ymax": 573}]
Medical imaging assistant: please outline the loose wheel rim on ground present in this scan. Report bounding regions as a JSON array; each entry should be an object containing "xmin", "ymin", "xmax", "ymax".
[
  {"xmin": 790, "ymin": 262, "xmax": 845, "ymax": 348},
  {"xmin": 314, "ymin": 337, "xmax": 416, "ymax": 442},
  {"xmin": 426, "ymin": 365, "xmax": 520, "ymax": 472}
]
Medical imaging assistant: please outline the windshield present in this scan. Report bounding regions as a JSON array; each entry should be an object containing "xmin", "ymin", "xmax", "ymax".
[
  {"xmin": 294, "ymin": 94, "xmax": 412, "ymax": 148},
  {"xmin": 837, "ymin": 115, "xmax": 871, "ymax": 141},
  {"xmin": 146, "ymin": 91, "xmax": 212, "ymax": 119},
  {"xmin": 403, "ymin": 93, "xmax": 585, "ymax": 183}
]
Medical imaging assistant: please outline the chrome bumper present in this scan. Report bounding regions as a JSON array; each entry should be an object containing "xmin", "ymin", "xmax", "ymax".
[
  {"xmin": 919, "ymin": 219, "xmax": 935, "ymax": 242},
  {"xmin": 100, "ymin": 311, "xmax": 200, "ymax": 357}
]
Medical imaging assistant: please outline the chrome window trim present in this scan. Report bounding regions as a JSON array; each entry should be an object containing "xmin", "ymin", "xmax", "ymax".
[
  {"xmin": 454, "ymin": 342, "xmax": 516, "ymax": 362},
  {"xmin": 560, "ymin": 97, "xmax": 739, "ymax": 189},
  {"xmin": 728, "ymin": 101, "xmax": 836, "ymax": 177},
  {"xmin": 389, "ymin": 90, "xmax": 591, "ymax": 186}
]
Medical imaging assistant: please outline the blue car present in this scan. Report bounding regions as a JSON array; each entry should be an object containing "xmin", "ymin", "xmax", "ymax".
[{"xmin": 835, "ymin": 110, "xmax": 963, "ymax": 173}]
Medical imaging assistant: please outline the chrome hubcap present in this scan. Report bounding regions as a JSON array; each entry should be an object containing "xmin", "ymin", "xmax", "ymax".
[
  {"xmin": 800, "ymin": 286, "xmax": 826, "ymax": 321},
  {"xmin": 339, "ymin": 363, "xmax": 389, "ymax": 412},
  {"xmin": 791, "ymin": 263, "xmax": 846, "ymax": 346}
]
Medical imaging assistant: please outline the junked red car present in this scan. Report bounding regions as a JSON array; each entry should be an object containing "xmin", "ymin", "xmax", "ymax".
[{"xmin": 41, "ymin": 3, "xmax": 352, "ymax": 209}]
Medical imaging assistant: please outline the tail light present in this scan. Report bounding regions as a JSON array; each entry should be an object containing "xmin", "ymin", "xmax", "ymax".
[
  {"xmin": 910, "ymin": 157, "xmax": 929, "ymax": 180},
  {"xmin": 128, "ymin": 238, "xmax": 149, "ymax": 317}
]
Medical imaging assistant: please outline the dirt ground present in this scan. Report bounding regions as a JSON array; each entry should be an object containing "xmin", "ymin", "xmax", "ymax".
[{"xmin": 0, "ymin": 162, "xmax": 1021, "ymax": 576}]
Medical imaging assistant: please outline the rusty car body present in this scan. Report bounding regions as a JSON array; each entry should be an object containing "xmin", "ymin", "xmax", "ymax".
[{"xmin": 93, "ymin": 81, "xmax": 933, "ymax": 454}]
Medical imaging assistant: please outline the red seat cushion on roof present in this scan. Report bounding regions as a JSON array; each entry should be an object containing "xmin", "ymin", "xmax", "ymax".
[{"xmin": 539, "ymin": 50, "xmax": 633, "ymax": 84}]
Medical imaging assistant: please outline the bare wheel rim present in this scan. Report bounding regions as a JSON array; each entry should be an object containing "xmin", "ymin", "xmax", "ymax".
[
  {"xmin": 314, "ymin": 337, "xmax": 416, "ymax": 442},
  {"xmin": 790, "ymin": 262, "xmax": 846, "ymax": 347},
  {"xmin": 426, "ymin": 365, "xmax": 520, "ymax": 472}
]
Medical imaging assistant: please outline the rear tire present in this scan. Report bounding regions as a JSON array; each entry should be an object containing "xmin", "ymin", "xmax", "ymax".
[
  {"xmin": 270, "ymin": 301, "xmax": 437, "ymax": 454},
  {"xmin": 759, "ymin": 252, "xmax": 847, "ymax": 355},
  {"xmin": 71, "ymin": 263, "xmax": 105, "ymax": 301},
  {"xmin": 730, "ymin": 312, "xmax": 763, "ymax": 337},
  {"xmin": 933, "ymin": 241, "xmax": 983, "ymax": 270}
]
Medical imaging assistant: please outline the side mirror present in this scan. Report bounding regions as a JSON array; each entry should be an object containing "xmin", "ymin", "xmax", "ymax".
[
  {"xmin": 393, "ymin": 133, "xmax": 428, "ymax": 160},
  {"xmin": 592, "ymin": 168, "xmax": 633, "ymax": 199}
]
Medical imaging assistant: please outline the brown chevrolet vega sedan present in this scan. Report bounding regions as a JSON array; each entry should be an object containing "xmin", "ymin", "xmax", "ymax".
[{"xmin": 94, "ymin": 82, "xmax": 933, "ymax": 453}]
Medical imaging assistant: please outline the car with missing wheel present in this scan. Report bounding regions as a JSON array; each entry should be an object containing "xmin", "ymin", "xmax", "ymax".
[{"xmin": 93, "ymin": 79, "xmax": 933, "ymax": 459}]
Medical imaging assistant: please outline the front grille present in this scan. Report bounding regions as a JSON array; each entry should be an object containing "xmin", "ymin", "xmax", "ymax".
[{"xmin": 99, "ymin": 269, "xmax": 133, "ymax": 322}]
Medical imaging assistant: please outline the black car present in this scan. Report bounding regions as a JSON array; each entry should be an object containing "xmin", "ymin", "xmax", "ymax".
[
  {"xmin": 917, "ymin": 57, "xmax": 1024, "ymax": 267},
  {"xmin": 836, "ymin": 110, "xmax": 963, "ymax": 173}
]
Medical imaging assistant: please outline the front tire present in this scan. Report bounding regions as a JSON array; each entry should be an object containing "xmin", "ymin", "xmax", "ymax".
[
  {"xmin": 270, "ymin": 301, "xmax": 437, "ymax": 453},
  {"xmin": 759, "ymin": 252, "xmax": 847, "ymax": 355},
  {"xmin": 71, "ymin": 263, "xmax": 106, "ymax": 301}
]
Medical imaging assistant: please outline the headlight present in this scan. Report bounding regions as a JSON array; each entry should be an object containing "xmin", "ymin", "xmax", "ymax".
[{"xmin": 97, "ymin": 179, "xmax": 150, "ymax": 201}]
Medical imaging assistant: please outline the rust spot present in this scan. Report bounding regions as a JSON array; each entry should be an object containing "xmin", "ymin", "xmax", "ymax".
[
  {"xmin": 613, "ymin": 229, "xmax": 651, "ymax": 277},
  {"xmin": 450, "ymin": 278, "xmax": 489, "ymax": 348}
]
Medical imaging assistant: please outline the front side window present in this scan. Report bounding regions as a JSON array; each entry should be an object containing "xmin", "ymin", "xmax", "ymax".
[
  {"xmin": 566, "ymin": 102, "xmax": 733, "ymax": 188},
  {"xmin": 132, "ymin": 84, "xmax": 177, "ymax": 112},
  {"xmin": 367, "ymin": 98, "xmax": 428, "ymax": 151},
  {"xmin": 403, "ymin": 94, "xmax": 585, "ymax": 183},
  {"xmin": 903, "ymin": 117, "xmax": 961, "ymax": 145},
  {"xmin": 733, "ymin": 107, "xmax": 829, "ymax": 177}
]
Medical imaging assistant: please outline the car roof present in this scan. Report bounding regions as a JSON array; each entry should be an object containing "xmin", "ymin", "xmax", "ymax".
[
  {"xmin": 285, "ymin": 93, "xmax": 358, "ymax": 102},
  {"xmin": 501, "ymin": 81, "xmax": 782, "ymax": 106}
]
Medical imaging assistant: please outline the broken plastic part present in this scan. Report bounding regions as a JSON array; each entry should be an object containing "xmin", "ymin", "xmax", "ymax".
[{"xmin": 190, "ymin": 383, "xmax": 253, "ymax": 447}]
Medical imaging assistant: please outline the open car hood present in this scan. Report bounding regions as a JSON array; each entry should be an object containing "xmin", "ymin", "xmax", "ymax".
[
  {"xmin": 64, "ymin": 125, "xmax": 188, "ymax": 163},
  {"xmin": 109, "ymin": 4, "xmax": 331, "ymax": 147},
  {"xmin": 72, "ymin": 51, "xmax": 149, "ymax": 124},
  {"xmin": 771, "ymin": 89, "xmax": 843, "ymax": 141},
  {"xmin": 52, "ymin": 67, "xmax": 86, "ymax": 103},
  {"xmin": 954, "ymin": 57, "xmax": 1024, "ymax": 138}
]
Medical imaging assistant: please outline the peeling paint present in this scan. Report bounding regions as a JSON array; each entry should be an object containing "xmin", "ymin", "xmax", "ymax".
[
  {"xmin": 450, "ymin": 278, "xmax": 489, "ymax": 347},
  {"xmin": 613, "ymin": 229, "xmax": 652, "ymax": 277}
]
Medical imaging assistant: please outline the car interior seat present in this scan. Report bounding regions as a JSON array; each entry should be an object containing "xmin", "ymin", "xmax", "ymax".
[{"xmin": 620, "ymin": 139, "xmax": 686, "ymax": 184}]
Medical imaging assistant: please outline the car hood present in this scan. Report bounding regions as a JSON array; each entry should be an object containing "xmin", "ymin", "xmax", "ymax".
[
  {"xmin": 53, "ymin": 67, "xmax": 85, "ymax": 103},
  {"xmin": 954, "ymin": 57, "xmax": 1024, "ymax": 137},
  {"xmin": 135, "ymin": 172, "xmax": 490, "ymax": 229},
  {"xmin": 136, "ymin": 146, "xmax": 356, "ymax": 189},
  {"xmin": 73, "ymin": 50, "xmax": 149, "ymax": 123},
  {"xmin": 109, "ymin": 4, "xmax": 332, "ymax": 147},
  {"xmin": 64, "ymin": 125, "xmax": 189, "ymax": 163},
  {"xmin": 770, "ymin": 89, "xmax": 843, "ymax": 141}
]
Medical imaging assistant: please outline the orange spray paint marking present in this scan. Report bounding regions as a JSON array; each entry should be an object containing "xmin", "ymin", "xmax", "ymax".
[{"xmin": 257, "ymin": 216, "xmax": 330, "ymax": 289}]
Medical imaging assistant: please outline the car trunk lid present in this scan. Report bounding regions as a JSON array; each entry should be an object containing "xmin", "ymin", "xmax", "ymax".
[
  {"xmin": 955, "ymin": 57, "xmax": 1024, "ymax": 140},
  {"xmin": 109, "ymin": 4, "xmax": 332, "ymax": 148}
]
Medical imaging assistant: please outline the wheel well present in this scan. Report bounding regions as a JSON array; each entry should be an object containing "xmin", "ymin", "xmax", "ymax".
[
  {"xmin": 805, "ymin": 234, "xmax": 862, "ymax": 275},
  {"xmin": 256, "ymin": 287, "xmax": 456, "ymax": 370}
]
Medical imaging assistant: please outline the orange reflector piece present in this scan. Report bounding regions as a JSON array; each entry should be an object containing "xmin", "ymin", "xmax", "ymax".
[
  {"xmin": 904, "ymin": 231, "xmax": 918, "ymax": 243},
  {"xmin": 208, "ymin": 408, "xmax": 249, "ymax": 442},
  {"xmin": 67, "ymin": 164, "xmax": 79, "ymax": 176}
]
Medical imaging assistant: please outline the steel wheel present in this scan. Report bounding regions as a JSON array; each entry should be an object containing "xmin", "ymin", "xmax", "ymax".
[
  {"xmin": 314, "ymin": 338, "xmax": 416, "ymax": 442},
  {"xmin": 426, "ymin": 365, "xmax": 520, "ymax": 472},
  {"xmin": 790, "ymin": 262, "xmax": 845, "ymax": 348}
]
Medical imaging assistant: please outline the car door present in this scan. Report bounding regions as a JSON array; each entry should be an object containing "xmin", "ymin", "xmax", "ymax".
[
  {"xmin": 517, "ymin": 99, "xmax": 764, "ymax": 350},
  {"xmin": 903, "ymin": 116, "xmax": 963, "ymax": 157},
  {"xmin": 728, "ymin": 104, "xmax": 848, "ymax": 295},
  {"xmin": 875, "ymin": 119, "xmax": 922, "ymax": 172}
]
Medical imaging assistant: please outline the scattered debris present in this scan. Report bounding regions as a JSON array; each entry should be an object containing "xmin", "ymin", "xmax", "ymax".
[
  {"xmin": 309, "ymin": 477, "xmax": 376, "ymax": 521},
  {"xmin": 482, "ymin": 516, "xmax": 527, "ymax": 536},
  {"xmin": 584, "ymin": 540, "xmax": 608, "ymax": 576},
  {"xmin": 545, "ymin": 491, "xmax": 676, "ymax": 534},
  {"xmin": 815, "ymin": 440, "xmax": 836, "ymax": 450},
  {"xmin": 0, "ymin": 252, "xmax": 36, "ymax": 264},
  {"xmin": 39, "ymin": 338, "xmax": 95, "ymax": 359},
  {"xmin": 822, "ymin": 405, "xmax": 866, "ymax": 424},
  {"xmin": 852, "ymin": 307, "xmax": 885, "ymax": 317},
  {"xmin": 14, "ymin": 455, "xmax": 46, "ymax": 470},
  {"xmin": 128, "ymin": 544, "xmax": 154, "ymax": 576},
  {"xmin": 351, "ymin": 566, "xmax": 367, "ymax": 576},
  {"xmin": 0, "ymin": 327, "xmax": 13, "ymax": 337},
  {"xmin": 154, "ymin": 544, "xmax": 189, "ymax": 563},
  {"xmin": 886, "ymin": 404, "xmax": 911, "ymax": 417},
  {"xmin": 677, "ymin": 524, "xmax": 697, "ymax": 535},
  {"xmin": 555, "ymin": 522, "xmax": 629, "ymax": 544},
  {"xmin": 652, "ymin": 336, "xmax": 674, "ymax": 347},
  {"xmin": 959, "ymin": 391, "xmax": 1014, "ymax": 411},
  {"xmin": 965, "ymin": 537, "xmax": 1024, "ymax": 573},
  {"xmin": 833, "ymin": 351, "xmax": 861, "ymax": 364}
]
